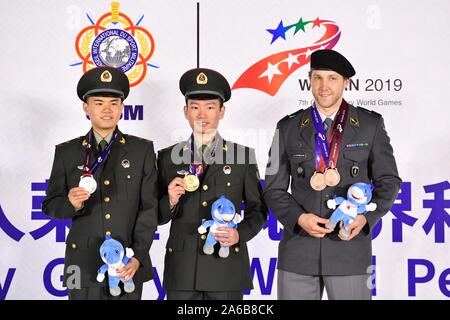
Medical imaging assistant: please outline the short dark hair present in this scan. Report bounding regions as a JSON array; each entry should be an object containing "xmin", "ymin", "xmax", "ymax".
[{"xmin": 185, "ymin": 95, "xmax": 224, "ymax": 108}]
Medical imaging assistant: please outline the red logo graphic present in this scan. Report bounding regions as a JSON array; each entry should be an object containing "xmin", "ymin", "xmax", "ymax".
[{"xmin": 233, "ymin": 18, "xmax": 341, "ymax": 96}]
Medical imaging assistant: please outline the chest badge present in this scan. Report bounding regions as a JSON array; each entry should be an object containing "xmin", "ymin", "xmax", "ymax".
[
  {"xmin": 121, "ymin": 159, "xmax": 130, "ymax": 168},
  {"xmin": 223, "ymin": 165, "xmax": 232, "ymax": 175}
]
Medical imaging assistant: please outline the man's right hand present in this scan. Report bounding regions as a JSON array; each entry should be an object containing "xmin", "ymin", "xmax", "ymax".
[
  {"xmin": 168, "ymin": 177, "xmax": 186, "ymax": 209},
  {"xmin": 297, "ymin": 213, "xmax": 332, "ymax": 238},
  {"xmin": 68, "ymin": 187, "xmax": 90, "ymax": 210}
]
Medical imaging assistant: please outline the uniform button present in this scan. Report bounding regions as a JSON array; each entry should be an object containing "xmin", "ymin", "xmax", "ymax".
[
  {"xmin": 105, "ymin": 231, "xmax": 111, "ymax": 236},
  {"xmin": 168, "ymin": 248, "xmax": 173, "ymax": 253},
  {"xmin": 234, "ymin": 247, "xmax": 240, "ymax": 253},
  {"xmin": 226, "ymin": 182, "xmax": 231, "ymax": 187},
  {"xmin": 104, "ymin": 180, "xmax": 110, "ymax": 186},
  {"xmin": 201, "ymin": 235, "xmax": 206, "ymax": 240},
  {"xmin": 202, "ymin": 185, "xmax": 208, "ymax": 191},
  {"xmin": 202, "ymin": 201, "xmax": 208, "ymax": 207},
  {"xmin": 105, "ymin": 213, "xmax": 111, "ymax": 220},
  {"xmin": 71, "ymin": 243, "xmax": 77, "ymax": 249},
  {"xmin": 127, "ymin": 175, "xmax": 131, "ymax": 180},
  {"xmin": 104, "ymin": 196, "xmax": 110, "ymax": 203}
]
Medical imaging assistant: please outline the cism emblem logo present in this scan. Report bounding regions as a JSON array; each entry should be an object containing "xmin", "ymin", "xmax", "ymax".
[
  {"xmin": 73, "ymin": 2, "xmax": 157, "ymax": 87},
  {"xmin": 233, "ymin": 17, "xmax": 341, "ymax": 96}
]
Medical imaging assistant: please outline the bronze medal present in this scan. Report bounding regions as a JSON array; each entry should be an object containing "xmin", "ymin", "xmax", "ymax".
[
  {"xmin": 324, "ymin": 168, "xmax": 341, "ymax": 187},
  {"xmin": 310, "ymin": 172, "xmax": 326, "ymax": 191},
  {"xmin": 184, "ymin": 174, "xmax": 200, "ymax": 192}
]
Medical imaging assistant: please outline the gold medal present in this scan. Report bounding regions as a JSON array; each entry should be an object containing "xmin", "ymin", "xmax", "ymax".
[
  {"xmin": 324, "ymin": 168, "xmax": 340, "ymax": 187},
  {"xmin": 184, "ymin": 174, "xmax": 200, "ymax": 192},
  {"xmin": 310, "ymin": 172, "xmax": 326, "ymax": 191}
]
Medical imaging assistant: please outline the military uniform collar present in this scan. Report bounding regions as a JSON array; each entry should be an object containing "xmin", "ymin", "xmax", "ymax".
[{"xmin": 81, "ymin": 127, "xmax": 126, "ymax": 147}]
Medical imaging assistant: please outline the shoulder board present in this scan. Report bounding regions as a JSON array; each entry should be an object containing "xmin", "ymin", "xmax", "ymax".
[
  {"xmin": 56, "ymin": 136, "xmax": 83, "ymax": 148},
  {"xmin": 124, "ymin": 134, "xmax": 152, "ymax": 144},
  {"xmin": 281, "ymin": 109, "xmax": 304, "ymax": 121},
  {"xmin": 357, "ymin": 107, "xmax": 381, "ymax": 117}
]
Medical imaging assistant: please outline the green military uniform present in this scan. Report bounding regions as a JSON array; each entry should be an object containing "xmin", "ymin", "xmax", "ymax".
[
  {"xmin": 158, "ymin": 68, "xmax": 267, "ymax": 300},
  {"xmin": 42, "ymin": 67, "xmax": 158, "ymax": 300}
]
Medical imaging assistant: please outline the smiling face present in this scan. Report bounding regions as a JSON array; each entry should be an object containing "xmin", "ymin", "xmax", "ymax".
[
  {"xmin": 184, "ymin": 98, "xmax": 225, "ymax": 138},
  {"xmin": 83, "ymin": 96, "xmax": 123, "ymax": 136},
  {"xmin": 310, "ymin": 70, "xmax": 349, "ymax": 116}
]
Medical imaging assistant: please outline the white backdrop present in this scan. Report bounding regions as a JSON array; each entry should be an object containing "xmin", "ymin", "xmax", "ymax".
[{"xmin": 0, "ymin": 0, "xmax": 449, "ymax": 300}]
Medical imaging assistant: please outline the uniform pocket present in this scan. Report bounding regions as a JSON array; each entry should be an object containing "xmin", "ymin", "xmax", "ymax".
[
  {"xmin": 214, "ymin": 176, "xmax": 242, "ymax": 198},
  {"xmin": 115, "ymin": 169, "xmax": 142, "ymax": 201},
  {"xmin": 288, "ymin": 149, "xmax": 313, "ymax": 179},
  {"xmin": 343, "ymin": 149, "xmax": 369, "ymax": 162},
  {"xmin": 166, "ymin": 237, "xmax": 185, "ymax": 252}
]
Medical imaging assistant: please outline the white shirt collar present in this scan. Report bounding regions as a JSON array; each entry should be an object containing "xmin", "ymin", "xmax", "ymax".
[{"xmin": 317, "ymin": 109, "xmax": 338, "ymax": 123}]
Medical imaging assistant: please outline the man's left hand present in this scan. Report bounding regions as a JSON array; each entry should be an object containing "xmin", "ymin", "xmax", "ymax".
[
  {"xmin": 339, "ymin": 215, "xmax": 367, "ymax": 241},
  {"xmin": 214, "ymin": 227, "xmax": 239, "ymax": 246},
  {"xmin": 116, "ymin": 257, "xmax": 140, "ymax": 282}
]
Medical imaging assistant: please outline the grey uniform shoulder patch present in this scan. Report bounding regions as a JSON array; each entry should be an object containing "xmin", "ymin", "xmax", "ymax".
[
  {"xmin": 357, "ymin": 106, "xmax": 381, "ymax": 118},
  {"xmin": 279, "ymin": 109, "xmax": 304, "ymax": 124}
]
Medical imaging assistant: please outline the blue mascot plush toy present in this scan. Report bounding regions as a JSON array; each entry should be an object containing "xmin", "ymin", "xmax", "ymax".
[
  {"xmin": 197, "ymin": 195, "xmax": 243, "ymax": 258},
  {"xmin": 326, "ymin": 182, "xmax": 377, "ymax": 237},
  {"xmin": 97, "ymin": 236, "xmax": 135, "ymax": 296}
]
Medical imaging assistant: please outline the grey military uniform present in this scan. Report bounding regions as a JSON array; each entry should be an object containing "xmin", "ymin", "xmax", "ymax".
[{"xmin": 263, "ymin": 105, "xmax": 402, "ymax": 276}]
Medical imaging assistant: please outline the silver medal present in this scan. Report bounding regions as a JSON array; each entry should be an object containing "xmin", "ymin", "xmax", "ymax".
[{"xmin": 79, "ymin": 174, "xmax": 97, "ymax": 194}]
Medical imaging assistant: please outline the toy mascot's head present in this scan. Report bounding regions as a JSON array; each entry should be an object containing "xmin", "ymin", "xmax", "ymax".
[
  {"xmin": 212, "ymin": 195, "xmax": 236, "ymax": 223},
  {"xmin": 347, "ymin": 182, "xmax": 373, "ymax": 206}
]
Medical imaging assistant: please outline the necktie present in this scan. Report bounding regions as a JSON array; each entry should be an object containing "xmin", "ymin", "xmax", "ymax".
[
  {"xmin": 98, "ymin": 139, "xmax": 107, "ymax": 153},
  {"xmin": 323, "ymin": 118, "xmax": 333, "ymax": 140}
]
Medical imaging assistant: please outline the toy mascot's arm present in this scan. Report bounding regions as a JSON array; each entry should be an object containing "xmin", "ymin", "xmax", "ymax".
[
  {"xmin": 360, "ymin": 202, "xmax": 377, "ymax": 213},
  {"xmin": 327, "ymin": 196, "xmax": 346, "ymax": 210},
  {"xmin": 122, "ymin": 247, "xmax": 135, "ymax": 265},
  {"xmin": 198, "ymin": 220, "xmax": 214, "ymax": 234},
  {"xmin": 97, "ymin": 264, "xmax": 109, "ymax": 282}
]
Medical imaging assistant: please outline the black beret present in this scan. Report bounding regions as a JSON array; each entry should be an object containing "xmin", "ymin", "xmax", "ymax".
[
  {"xmin": 179, "ymin": 68, "xmax": 231, "ymax": 102},
  {"xmin": 310, "ymin": 49, "xmax": 356, "ymax": 78},
  {"xmin": 77, "ymin": 67, "xmax": 130, "ymax": 102}
]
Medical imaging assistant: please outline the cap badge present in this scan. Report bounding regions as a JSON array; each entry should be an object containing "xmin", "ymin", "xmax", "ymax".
[
  {"xmin": 196, "ymin": 72, "xmax": 208, "ymax": 85},
  {"xmin": 100, "ymin": 70, "xmax": 112, "ymax": 83}
]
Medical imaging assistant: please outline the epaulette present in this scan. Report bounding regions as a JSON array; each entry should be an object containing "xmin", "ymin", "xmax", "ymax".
[
  {"xmin": 124, "ymin": 134, "xmax": 152, "ymax": 144},
  {"xmin": 357, "ymin": 107, "xmax": 381, "ymax": 117},
  {"xmin": 280, "ymin": 109, "xmax": 303, "ymax": 122}
]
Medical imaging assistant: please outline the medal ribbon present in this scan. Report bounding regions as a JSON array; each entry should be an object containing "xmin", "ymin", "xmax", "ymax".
[
  {"xmin": 311, "ymin": 100, "xmax": 349, "ymax": 172},
  {"xmin": 311, "ymin": 105, "xmax": 330, "ymax": 172},
  {"xmin": 327, "ymin": 100, "xmax": 349, "ymax": 169},
  {"xmin": 187, "ymin": 133, "xmax": 221, "ymax": 179},
  {"xmin": 82, "ymin": 128, "xmax": 119, "ymax": 175}
]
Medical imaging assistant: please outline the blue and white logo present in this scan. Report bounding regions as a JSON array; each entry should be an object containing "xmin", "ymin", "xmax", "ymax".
[{"xmin": 91, "ymin": 29, "xmax": 139, "ymax": 72}]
